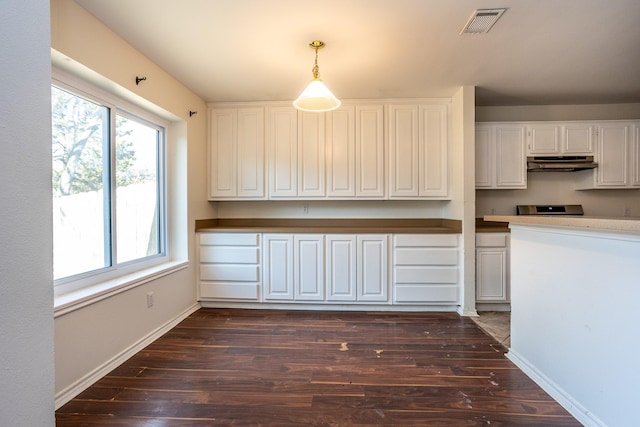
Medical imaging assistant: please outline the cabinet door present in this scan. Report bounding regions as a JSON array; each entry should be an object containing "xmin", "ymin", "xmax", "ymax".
[
  {"xmin": 209, "ymin": 109, "xmax": 236, "ymax": 198},
  {"xmin": 528, "ymin": 124, "xmax": 560, "ymax": 154},
  {"xmin": 633, "ymin": 125, "xmax": 640, "ymax": 187},
  {"xmin": 356, "ymin": 104, "xmax": 385, "ymax": 197},
  {"xmin": 325, "ymin": 235, "xmax": 357, "ymax": 301},
  {"xmin": 294, "ymin": 235, "xmax": 324, "ymax": 301},
  {"xmin": 326, "ymin": 106, "xmax": 355, "ymax": 197},
  {"xmin": 563, "ymin": 123, "xmax": 594, "ymax": 154},
  {"xmin": 269, "ymin": 106, "xmax": 298, "ymax": 198},
  {"xmin": 263, "ymin": 234, "xmax": 294, "ymax": 300},
  {"xmin": 495, "ymin": 125, "xmax": 527, "ymax": 188},
  {"xmin": 298, "ymin": 112, "xmax": 325, "ymax": 197},
  {"xmin": 236, "ymin": 108, "xmax": 265, "ymax": 197},
  {"xmin": 475, "ymin": 125, "xmax": 493, "ymax": 188},
  {"xmin": 357, "ymin": 235, "xmax": 388, "ymax": 302},
  {"xmin": 476, "ymin": 249, "xmax": 508, "ymax": 302},
  {"xmin": 388, "ymin": 104, "xmax": 419, "ymax": 197},
  {"xmin": 420, "ymin": 104, "xmax": 448, "ymax": 197},
  {"xmin": 596, "ymin": 123, "xmax": 630, "ymax": 187}
]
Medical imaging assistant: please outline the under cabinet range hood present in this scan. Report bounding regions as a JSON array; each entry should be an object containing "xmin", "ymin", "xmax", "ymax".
[{"xmin": 527, "ymin": 156, "xmax": 598, "ymax": 172}]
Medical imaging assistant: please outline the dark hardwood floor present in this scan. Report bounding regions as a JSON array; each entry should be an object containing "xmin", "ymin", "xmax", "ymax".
[{"xmin": 56, "ymin": 309, "xmax": 581, "ymax": 426}]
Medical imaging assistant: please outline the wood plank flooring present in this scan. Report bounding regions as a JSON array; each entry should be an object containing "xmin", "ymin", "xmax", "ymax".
[{"xmin": 56, "ymin": 309, "xmax": 581, "ymax": 426}]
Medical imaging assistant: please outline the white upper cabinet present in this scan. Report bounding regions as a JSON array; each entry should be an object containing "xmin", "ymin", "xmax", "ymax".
[
  {"xmin": 576, "ymin": 121, "xmax": 639, "ymax": 189},
  {"xmin": 298, "ymin": 112, "xmax": 326, "ymax": 197},
  {"xmin": 388, "ymin": 102, "xmax": 449, "ymax": 199},
  {"xmin": 326, "ymin": 104, "xmax": 385, "ymax": 198},
  {"xmin": 476, "ymin": 123, "xmax": 527, "ymax": 189},
  {"xmin": 215, "ymin": 99, "xmax": 448, "ymax": 200},
  {"xmin": 268, "ymin": 106, "xmax": 298, "ymax": 198},
  {"xmin": 562, "ymin": 123, "xmax": 595, "ymax": 154},
  {"xmin": 388, "ymin": 104, "xmax": 419, "ymax": 197},
  {"xmin": 527, "ymin": 122, "xmax": 594, "ymax": 155},
  {"xmin": 209, "ymin": 107, "xmax": 265, "ymax": 199}
]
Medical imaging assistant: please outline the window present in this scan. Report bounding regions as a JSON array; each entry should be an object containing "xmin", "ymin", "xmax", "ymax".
[{"xmin": 51, "ymin": 81, "xmax": 167, "ymax": 291}]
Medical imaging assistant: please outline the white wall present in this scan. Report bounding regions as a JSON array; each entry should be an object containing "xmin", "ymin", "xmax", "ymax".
[
  {"xmin": 51, "ymin": 0, "xmax": 213, "ymax": 405},
  {"xmin": 477, "ymin": 173, "xmax": 640, "ymax": 217},
  {"xmin": 476, "ymin": 103, "xmax": 640, "ymax": 217},
  {"xmin": 0, "ymin": 1, "xmax": 55, "ymax": 426},
  {"xmin": 216, "ymin": 200, "xmax": 449, "ymax": 218},
  {"xmin": 446, "ymin": 86, "xmax": 477, "ymax": 316},
  {"xmin": 508, "ymin": 224, "xmax": 640, "ymax": 427}
]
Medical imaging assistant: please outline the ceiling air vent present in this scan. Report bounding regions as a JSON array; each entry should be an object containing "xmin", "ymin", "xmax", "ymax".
[{"xmin": 460, "ymin": 8, "xmax": 507, "ymax": 34}]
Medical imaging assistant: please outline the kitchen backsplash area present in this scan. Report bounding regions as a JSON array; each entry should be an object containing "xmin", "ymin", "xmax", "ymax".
[{"xmin": 476, "ymin": 171, "xmax": 639, "ymax": 217}]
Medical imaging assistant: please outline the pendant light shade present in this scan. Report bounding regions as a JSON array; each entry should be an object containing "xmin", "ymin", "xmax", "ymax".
[{"xmin": 293, "ymin": 41, "xmax": 341, "ymax": 112}]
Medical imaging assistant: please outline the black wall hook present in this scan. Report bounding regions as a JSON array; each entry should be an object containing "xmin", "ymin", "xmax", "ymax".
[
  {"xmin": 189, "ymin": 111, "xmax": 198, "ymax": 117},
  {"xmin": 135, "ymin": 76, "xmax": 147, "ymax": 85}
]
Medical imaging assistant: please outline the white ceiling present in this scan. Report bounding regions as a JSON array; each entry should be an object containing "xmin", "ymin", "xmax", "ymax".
[{"xmin": 75, "ymin": 0, "xmax": 640, "ymax": 106}]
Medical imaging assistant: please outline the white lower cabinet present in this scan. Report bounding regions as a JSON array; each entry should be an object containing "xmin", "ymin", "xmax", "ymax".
[
  {"xmin": 475, "ymin": 233, "xmax": 510, "ymax": 303},
  {"xmin": 200, "ymin": 231, "xmax": 461, "ymax": 307},
  {"xmin": 325, "ymin": 234, "xmax": 389, "ymax": 302},
  {"xmin": 357, "ymin": 235, "xmax": 389, "ymax": 301},
  {"xmin": 294, "ymin": 235, "xmax": 325, "ymax": 301},
  {"xmin": 325, "ymin": 235, "xmax": 357, "ymax": 301},
  {"xmin": 263, "ymin": 234, "xmax": 325, "ymax": 301},
  {"xmin": 198, "ymin": 233, "xmax": 261, "ymax": 300},
  {"xmin": 393, "ymin": 234, "xmax": 459, "ymax": 304},
  {"xmin": 263, "ymin": 234, "xmax": 294, "ymax": 300}
]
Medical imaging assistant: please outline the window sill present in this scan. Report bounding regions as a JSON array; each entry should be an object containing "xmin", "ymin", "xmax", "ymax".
[{"xmin": 54, "ymin": 260, "xmax": 189, "ymax": 317}]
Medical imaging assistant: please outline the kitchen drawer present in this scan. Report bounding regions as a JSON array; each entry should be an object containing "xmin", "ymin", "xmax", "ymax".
[
  {"xmin": 200, "ymin": 233, "xmax": 260, "ymax": 246},
  {"xmin": 394, "ymin": 234, "xmax": 458, "ymax": 247},
  {"xmin": 476, "ymin": 233, "xmax": 508, "ymax": 247},
  {"xmin": 200, "ymin": 264, "xmax": 260, "ymax": 282},
  {"xmin": 394, "ymin": 284, "xmax": 459, "ymax": 303},
  {"xmin": 199, "ymin": 246, "xmax": 260, "ymax": 264},
  {"xmin": 394, "ymin": 266, "xmax": 458, "ymax": 284},
  {"xmin": 200, "ymin": 282, "xmax": 259, "ymax": 300},
  {"xmin": 394, "ymin": 248, "xmax": 458, "ymax": 265}
]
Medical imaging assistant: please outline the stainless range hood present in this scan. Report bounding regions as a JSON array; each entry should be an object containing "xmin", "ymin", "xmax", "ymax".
[{"xmin": 527, "ymin": 156, "xmax": 598, "ymax": 172}]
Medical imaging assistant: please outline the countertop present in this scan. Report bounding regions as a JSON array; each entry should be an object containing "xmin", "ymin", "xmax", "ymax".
[
  {"xmin": 484, "ymin": 215, "xmax": 640, "ymax": 233},
  {"xmin": 476, "ymin": 218, "xmax": 510, "ymax": 233},
  {"xmin": 195, "ymin": 218, "xmax": 462, "ymax": 234}
]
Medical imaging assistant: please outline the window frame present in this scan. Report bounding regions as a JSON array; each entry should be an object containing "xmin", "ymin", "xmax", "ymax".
[{"xmin": 52, "ymin": 70, "xmax": 171, "ymax": 298}]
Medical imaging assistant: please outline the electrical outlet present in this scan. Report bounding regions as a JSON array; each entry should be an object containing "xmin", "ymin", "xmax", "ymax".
[
  {"xmin": 303, "ymin": 204, "xmax": 309, "ymax": 214},
  {"xmin": 623, "ymin": 207, "xmax": 630, "ymax": 217},
  {"xmin": 146, "ymin": 292, "xmax": 154, "ymax": 308}
]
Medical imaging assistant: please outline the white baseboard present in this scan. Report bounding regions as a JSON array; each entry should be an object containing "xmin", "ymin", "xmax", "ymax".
[
  {"xmin": 55, "ymin": 303, "xmax": 201, "ymax": 410},
  {"xmin": 507, "ymin": 349, "xmax": 605, "ymax": 427}
]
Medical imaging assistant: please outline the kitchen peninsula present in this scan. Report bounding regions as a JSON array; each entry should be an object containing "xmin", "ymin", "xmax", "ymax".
[{"xmin": 485, "ymin": 214, "xmax": 640, "ymax": 427}]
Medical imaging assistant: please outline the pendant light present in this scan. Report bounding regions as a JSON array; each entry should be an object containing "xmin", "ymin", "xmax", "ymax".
[{"xmin": 293, "ymin": 40, "xmax": 341, "ymax": 112}]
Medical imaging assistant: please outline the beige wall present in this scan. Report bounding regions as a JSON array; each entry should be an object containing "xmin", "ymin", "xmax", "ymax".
[
  {"xmin": 477, "ymin": 103, "xmax": 640, "ymax": 122},
  {"xmin": 51, "ymin": 0, "xmax": 213, "ymax": 405}
]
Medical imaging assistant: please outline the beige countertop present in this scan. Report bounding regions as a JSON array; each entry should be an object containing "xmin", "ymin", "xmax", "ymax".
[
  {"xmin": 484, "ymin": 215, "xmax": 640, "ymax": 233},
  {"xmin": 195, "ymin": 218, "xmax": 462, "ymax": 234}
]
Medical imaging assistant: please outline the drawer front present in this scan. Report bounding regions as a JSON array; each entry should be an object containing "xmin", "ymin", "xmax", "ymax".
[
  {"xmin": 476, "ymin": 233, "xmax": 508, "ymax": 247},
  {"xmin": 199, "ymin": 233, "xmax": 260, "ymax": 246},
  {"xmin": 394, "ymin": 266, "xmax": 458, "ymax": 284},
  {"xmin": 394, "ymin": 285, "xmax": 459, "ymax": 303},
  {"xmin": 200, "ymin": 282, "xmax": 259, "ymax": 300},
  {"xmin": 200, "ymin": 246, "xmax": 260, "ymax": 264},
  {"xmin": 200, "ymin": 264, "xmax": 260, "ymax": 282},
  {"xmin": 394, "ymin": 234, "xmax": 458, "ymax": 247},
  {"xmin": 394, "ymin": 248, "xmax": 458, "ymax": 265}
]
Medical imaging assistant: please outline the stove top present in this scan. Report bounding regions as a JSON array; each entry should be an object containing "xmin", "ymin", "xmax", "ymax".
[{"xmin": 517, "ymin": 205, "xmax": 584, "ymax": 216}]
